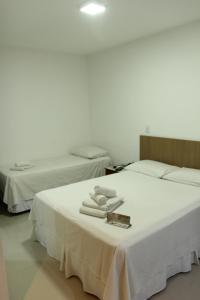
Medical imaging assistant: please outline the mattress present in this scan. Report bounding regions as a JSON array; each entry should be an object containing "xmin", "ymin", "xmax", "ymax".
[
  {"xmin": 30, "ymin": 171, "xmax": 200, "ymax": 300},
  {"xmin": 0, "ymin": 155, "xmax": 111, "ymax": 213}
]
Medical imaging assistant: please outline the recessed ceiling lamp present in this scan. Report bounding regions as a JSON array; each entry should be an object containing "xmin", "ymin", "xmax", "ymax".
[{"xmin": 80, "ymin": 2, "xmax": 106, "ymax": 16}]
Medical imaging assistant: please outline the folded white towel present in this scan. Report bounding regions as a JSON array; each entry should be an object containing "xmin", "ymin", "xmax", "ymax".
[
  {"xmin": 10, "ymin": 167, "xmax": 26, "ymax": 171},
  {"xmin": 10, "ymin": 165, "xmax": 34, "ymax": 171},
  {"xmin": 80, "ymin": 199, "xmax": 124, "ymax": 218},
  {"xmin": 83, "ymin": 197, "xmax": 124, "ymax": 211},
  {"xmin": 80, "ymin": 206, "xmax": 107, "ymax": 218},
  {"xmin": 94, "ymin": 185, "xmax": 117, "ymax": 198},
  {"xmin": 89, "ymin": 193, "xmax": 107, "ymax": 205},
  {"xmin": 14, "ymin": 161, "xmax": 33, "ymax": 167}
]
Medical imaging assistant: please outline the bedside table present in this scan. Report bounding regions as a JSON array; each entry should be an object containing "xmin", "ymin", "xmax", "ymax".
[
  {"xmin": 105, "ymin": 163, "xmax": 133, "ymax": 175},
  {"xmin": 105, "ymin": 166, "xmax": 119, "ymax": 175}
]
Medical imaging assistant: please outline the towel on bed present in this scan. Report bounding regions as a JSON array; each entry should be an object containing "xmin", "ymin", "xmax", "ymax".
[
  {"xmin": 10, "ymin": 165, "xmax": 34, "ymax": 171},
  {"xmin": 80, "ymin": 206, "xmax": 107, "ymax": 218},
  {"xmin": 14, "ymin": 161, "xmax": 33, "ymax": 167},
  {"xmin": 89, "ymin": 193, "xmax": 107, "ymax": 205},
  {"xmin": 94, "ymin": 185, "xmax": 117, "ymax": 198},
  {"xmin": 82, "ymin": 197, "xmax": 124, "ymax": 211},
  {"xmin": 80, "ymin": 199, "xmax": 124, "ymax": 218}
]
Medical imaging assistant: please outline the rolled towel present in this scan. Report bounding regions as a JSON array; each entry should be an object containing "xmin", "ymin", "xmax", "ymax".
[
  {"xmin": 83, "ymin": 197, "xmax": 124, "ymax": 211},
  {"xmin": 80, "ymin": 206, "xmax": 107, "ymax": 218},
  {"xmin": 89, "ymin": 193, "xmax": 107, "ymax": 206},
  {"xmin": 15, "ymin": 161, "xmax": 33, "ymax": 167},
  {"xmin": 94, "ymin": 185, "xmax": 117, "ymax": 198}
]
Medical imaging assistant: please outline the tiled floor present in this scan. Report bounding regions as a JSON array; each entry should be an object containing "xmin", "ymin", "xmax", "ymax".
[
  {"xmin": 0, "ymin": 241, "xmax": 9, "ymax": 300},
  {"xmin": 0, "ymin": 210, "xmax": 200, "ymax": 300}
]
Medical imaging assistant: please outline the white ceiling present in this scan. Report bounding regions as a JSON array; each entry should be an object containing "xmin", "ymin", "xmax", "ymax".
[{"xmin": 1, "ymin": 0, "xmax": 200, "ymax": 54}]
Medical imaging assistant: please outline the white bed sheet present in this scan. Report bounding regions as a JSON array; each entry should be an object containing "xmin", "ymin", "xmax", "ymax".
[
  {"xmin": 0, "ymin": 155, "xmax": 110, "ymax": 213},
  {"xmin": 30, "ymin": 171, "xmax": 200, "ymax": 300}
]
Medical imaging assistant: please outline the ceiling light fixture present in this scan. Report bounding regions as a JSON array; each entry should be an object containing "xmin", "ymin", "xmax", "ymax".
[{"xmin": 80, "ymin": 2, "xmax": 106, "ymax": 16}]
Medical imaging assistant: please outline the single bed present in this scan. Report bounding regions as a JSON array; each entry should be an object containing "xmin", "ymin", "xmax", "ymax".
[
  {"xmin": 29, "ymin": 136, "xmax": 200, "ymax": 300},
  {"xmin": 0, "ymin": 154, "xmax": 111, "ymax": 213}
]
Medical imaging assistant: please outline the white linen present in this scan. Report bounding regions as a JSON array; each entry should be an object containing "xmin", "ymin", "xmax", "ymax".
[
  {"xmin": 164, "ymin": 167, "xmax": 200, "ymax": 187},
  {"xmin": 14, "ymin": 161, "xmax": 33, "ymax": 167},
  {"xmin": 0, "ymin": 155, "xmax": 111, "ymax": 213},
  {"xmin": 80, "ymin": 206, "xmax": 107, "ymax": 218},
  {"xmin": 10, "ymin": 165, "xmax": 34, "ymax": 171},
  {"xmin": 70, "ymin": 145, "xmax": 108, "ymax": 159},
  {"xmin": 125, "ymin": 160, "xmax": 179, "ymax": 178},
  {"xmin": 7, "ymin": 199, "xmax": 33, "ymax": 213},
  {"xmin": 30, "ymin": 171, "xmax": 200, "ymax": 300},
  {"xmin": 83, "ymin": 196, "xmax": 123, "ymax": 211},
  {"xmin": 80, "ymin": 200, "xmax": 123, "ymax": 218},
  {"xmin": 90, "ymin": 193, "xmax": 107, "ymax": 205},
  {"xmin": 94, "ymin": 185, "xmax": 117, "ymax": 197}
]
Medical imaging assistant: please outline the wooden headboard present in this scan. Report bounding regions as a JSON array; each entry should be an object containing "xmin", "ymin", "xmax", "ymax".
[{"xmin": 140, "ymin": 135, "xmax": 200, "ymax": 169}]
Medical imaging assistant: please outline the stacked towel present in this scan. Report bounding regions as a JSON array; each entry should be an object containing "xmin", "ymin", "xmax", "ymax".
[
  {"xmin": 10, "ymin": 161, "xmax": 34, "ymax": 171},
  {"xmin": 14, "ymin": 161, "xmax": 33, "ymax": 167},
  {"xmin": 89, "ymin": 193, "xmax": 107, "ymax": 205},
  {"xmin": 80, "ymin": 186, "xmax": 123, "ymax": 218},
  {"xmin": 82, "ymin": 197, "xmax": 124, "ymax": 211},
  {"xmin": 94, "ymin": 185, "xmax": 117, "ymax": 198},
  {"xmin": 80, "ymin": 207, "xmax": 107, "ymax": 218}
]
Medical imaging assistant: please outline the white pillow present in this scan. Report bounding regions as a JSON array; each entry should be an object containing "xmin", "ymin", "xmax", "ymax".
[
  {"xmin": 70, "ymin": 145, "xmax": 107, "ymax": 159},
  {"xmin": 125, "ymin": 160, "xmax": 179, "ymax": 178},
  {"xmin": 163, "ymin": 167, "xmax": 200, "ymax": 186}
]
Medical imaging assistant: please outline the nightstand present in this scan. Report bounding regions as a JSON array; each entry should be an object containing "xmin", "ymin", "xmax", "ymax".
[{"xmin": 105, "ymin": 166, "xmax": 119, "ymax": 175}]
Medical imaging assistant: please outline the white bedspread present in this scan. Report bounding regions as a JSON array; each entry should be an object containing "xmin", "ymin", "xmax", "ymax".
[
  {"xmin": 0, "ymin": 155, "xmax": 110, "ymax": 213},
  {"xmin": 30, "ymin": 171, "xmax": 200, "ymax": 300}
]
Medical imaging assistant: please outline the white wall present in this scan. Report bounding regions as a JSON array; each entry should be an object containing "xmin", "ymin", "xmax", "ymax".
[
  {"xmin": 88, "ymin": 21, "xmax": 200, "ymax": 164},
  {"xmin": 1, "ymin": 21, "xmax": 200, "ymax": 165},
  {"xmin": 0, "ymin": 48, "xmax": 91, "ymax": 164}
]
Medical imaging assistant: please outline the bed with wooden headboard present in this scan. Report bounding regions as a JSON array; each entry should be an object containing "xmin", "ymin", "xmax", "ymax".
[
  {"xmin": 140, "ymin": 135, "xmax": 200, "ymax": 169},
  {"xmin": 30, "ymin": 135, "xmax": 200, "ymax": 300}
]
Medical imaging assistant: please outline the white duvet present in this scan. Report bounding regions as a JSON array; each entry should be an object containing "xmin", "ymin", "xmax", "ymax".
[{"xmin": 30, "ymin": 171, "xmax": 200, "ymax": 300}]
